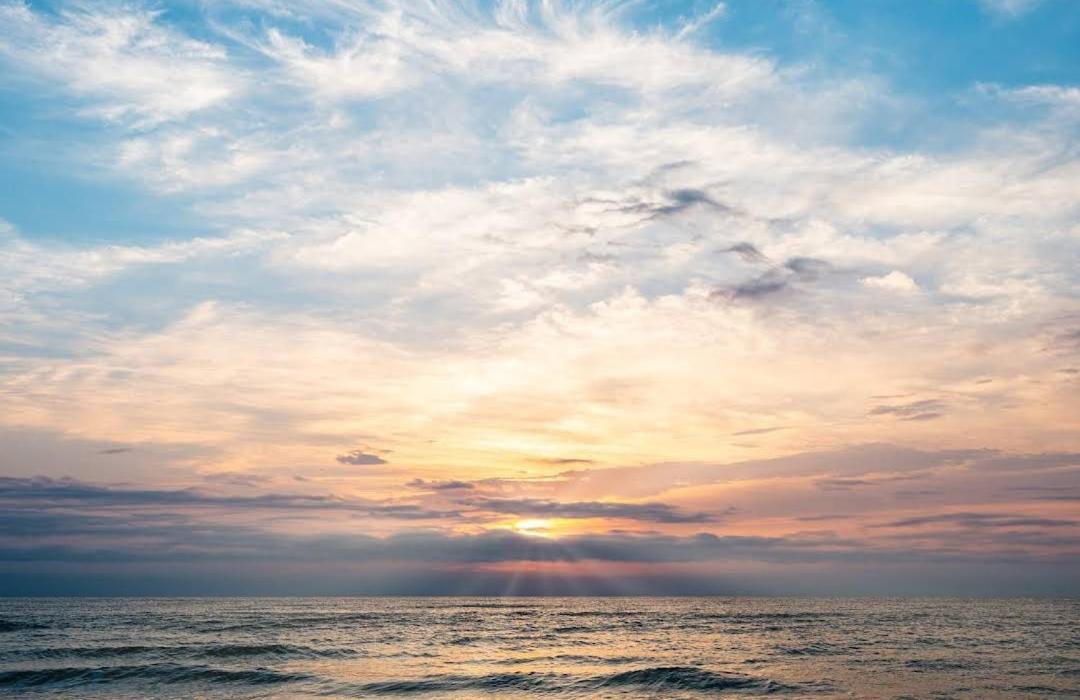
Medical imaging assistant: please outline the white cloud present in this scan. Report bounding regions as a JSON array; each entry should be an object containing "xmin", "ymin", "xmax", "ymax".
[
  {"xmin": 258, "ymin": 26, "xmax": 414, "ymax": 100},
  {"xmin": 0, "ymin": 0, "xmax": 1076, "ymax": 522},
  {"xmin": 240, "ymin": 0, "xmax": 771, "ymax": 99},
  {"xmin": 675, "ymin": 2, "xmax": 727, "ymax": 40},
  {"xmin": 979, "ymin": 0, "xmax": 1042, "ymax": 17},
  {"xmin": 0, "ymin": 2, "xmax": 240, "ymax": 126},
  {"xmin": 861, "ymin": 271, "xmax": 919, "ymax": 294}
]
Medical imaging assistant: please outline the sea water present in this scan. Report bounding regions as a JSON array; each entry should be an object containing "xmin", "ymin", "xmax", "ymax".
[{"xmin": 0, "ymin": 597, "xmax": 1076, "ymax": 698}]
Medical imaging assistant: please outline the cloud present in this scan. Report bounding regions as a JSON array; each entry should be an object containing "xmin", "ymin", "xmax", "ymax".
[
  {"xmin": 815, "ymin": 472, "xmax": 928, "ymax": 491},
  {"xmin": 0, "ymin": 518, "xmax": 1070, "ymax": 571},
  {"xmin": 227, "ymin": 0, "xmax": 772, "ymax": 105},
  {"xmin": 202, "ymin": 472, "xmax": 272, "ymax": 487},
  {"xmin": 868, "ymin": 399, "xmax": 946, "ymax": 421},
  {"xmin": 981, "ymin": 83, "xmax": 1080, "ymax": 111},
  {"xmin": 0, "ymin": 2, "xmax": 239, "ymax": 126},
  {"xmin": 0, "ymin": 0, "xmax": 1077, "ymax": 596},
  {"xmin": 718, "ymin": 271, "xmax": 790, "ymax": 301},
  {"xmin": 0, "ymin": 468, "xmax": 1075, "ymax": 594},
  {"xmin": 0, "ymin": 476, "xmax": 450, "ymax": 520},
  {"xmin": 783, "ymin": 257, "xmax": 832, "ymax": 279},
  {"xmin": 529, "ymin": 444, "xmax": 991, "ymax": 500},
  {"xmin": 256, "ymin": 26, "xmax": 414, "ymax": 101},
  {"xmin": 712, "ymin": 257, "xmax": 836, "ymax": 301},
  {"xmin": 722, "ymin": 242, "xmax": 769, "ymax": 263},
  {"xmin": 675, "ymin": 2, "xmax": 727, "ymax": 40},
  {"xmin": 407, "ymin": 479, "xmax": 475, "ymax": 491},
  {"xmin": 971, "ymin": 452, "xmax": 1080, "ymax": 472},
  {"xmin": 462, "ymin": 497, "xmax": 714, "ymax": 524},
  {"xmin": 336, "ymin": 449, "xmax": 388, "ymax": 466},
  {"xmin": 979, "ymin": 0, "xmax": 1042, "ymax": 18},
  {"xmin": 861, "ymin": 270, "xmax": 918, "ymax": 293},
  {"xmin": 730, "ymin": 426, "xmax": 784, "ymax": 436},
  {"xmin": 815, "ymin": 478, "xmax": 873, "ymax": 491},
  {"xmin": 877, "ymin": 511, "xmax": 1077, "ymax": 529},
  {"xmin": 605, "ymin": 188, "xmax": 736, "ymax": 222}
]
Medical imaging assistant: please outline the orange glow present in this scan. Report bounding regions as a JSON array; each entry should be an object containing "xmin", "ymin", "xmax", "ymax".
[{"xmin": 514, "ymin": 518, "xmax": 554, "ymax": 537}]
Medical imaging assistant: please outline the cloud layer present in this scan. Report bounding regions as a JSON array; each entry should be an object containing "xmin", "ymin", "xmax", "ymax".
[{"xmin": 0, "ymin": 0, "xmax": 1077, "ymax": 594}]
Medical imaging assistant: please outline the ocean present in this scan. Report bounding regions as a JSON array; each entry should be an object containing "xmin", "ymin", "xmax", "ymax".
[{"xmin": 0, "ymin": 597, "xmax": 1076, "ymax": 698}]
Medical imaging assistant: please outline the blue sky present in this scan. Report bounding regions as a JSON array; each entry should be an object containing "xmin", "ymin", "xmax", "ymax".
[
  {"xmin": 0, "ymin": 0, "xmax": 1077, "ymax": 595},
  {"xmin": 4, "ymin": 0, "xmax": 1078, "ymax": 242}
]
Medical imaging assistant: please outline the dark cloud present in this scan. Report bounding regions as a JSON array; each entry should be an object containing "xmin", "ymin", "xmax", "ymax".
[
  {"xmin": 1045, "ymin": 327, "xmax": 1080, "ymax": 353},
  {"xmin": 868, "ymin": 398, "xmax": 946, "ymax": 421},
  {"xmin": 407, "ymin": 478, "xmax": 475, "ymax": 491},
  {"xmin": 654, "ymin": 188, "xmax": 733, "ymax": 217},
  {"xmin": 590, "ymin": 188, "xmax": 735, "ymax": 222},
  {"xmin": 203, "ymin": 472, "xmax": 272, "ymax": 487},
  {"xmin": 336, "ymin": 449, "xmax": 387, "ymax": 466},
  {"xmin": 649, "ymin": 160, "xmax": 696, "ymax": 175},
  {"xmin": 783, "ymin": 256, "xmax": 831, "ymax": 278},
  {"xmin": 534, "ymin": 457, "xmax": 595, "ymax": 465},
  {"xmin": 462, "ymin": 497, "xmax": 713, "ymax": 523},
  {"xmin": 971, "ymin": 452, "xmax": 1080, "ymax": 472},
  {"xmin": 815, "ymin": 478, "xmax": 873, "ymax": 491},
  {"xmin": 725, "ymin": 272, "xmax": 789, "ymax": 300},
  {"xmin": 577, "ymin": 251, "xmax": 616, "ymax": 264},
  {"xmin": 98, "ymin": 447, "xmax": 133, "ymax": 455},
  {"xmin": 730, "ymin": 426, "xmax": 785, "ymax": 437},
  {"xmin": 543, "ymin": 444, "xmax": 988, "ymax": 499},
  {"xmin": 711, "ymin": 256, "xmax": 835, "ymax": 302},
  {"xmin": 892, "ymin": 489, "xmax": 943, "ymax": 499},
  {"xmin": 0, "ymin": 476, "xmax": 452, "ymax": 520},
  {"xmin": 0, "ymin": 522, "xmax": 1070, "ymax": 570},
  {"xmin": 1, "ymin": 485, "xmax": 1076, "ymax": 595},
  {"xmin": 815, "ymin": 472, "xmax": 930, "ymax": 491},
  {"xmin": 875, "ymin": 512, "xmax": 1078, "ymax": 529},
  {"xmin": 721, "ymin": 242, "xmax": 768, "ymax": 263}
]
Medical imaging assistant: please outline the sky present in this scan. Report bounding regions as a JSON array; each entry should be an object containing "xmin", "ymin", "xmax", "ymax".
[{"xmin": 0, "ymin": 0, "xmax": 1078, "ymax": 596}]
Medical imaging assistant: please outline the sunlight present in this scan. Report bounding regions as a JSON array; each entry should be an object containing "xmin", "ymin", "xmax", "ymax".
[{"xmin": 514, "ymin": 518, "xmax": 554, "ymax": 537}]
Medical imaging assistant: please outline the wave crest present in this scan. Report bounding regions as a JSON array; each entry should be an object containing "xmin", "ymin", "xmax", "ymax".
[
  {"xmin": 0, "ymin": 664, "xmax": 310, "ymax": 689},
  {"xmin": 588, "ymin": 666, "xmax": 788, "ymax": 692},
  {"xmin": 0, "ymin": 619, "xmax": 47, "ymax": 633}
]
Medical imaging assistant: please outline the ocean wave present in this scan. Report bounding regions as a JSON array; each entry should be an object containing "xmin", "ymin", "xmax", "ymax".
[
  {"xmin": 441, "ymin": 603, "xmax": 545, "ymax": 610},
  {"xmin": 338, "ymin": 666, "xmax": 790, "ymax": 695},
  {"xmin": 903, "ymin": 658, "xmax": 972, "ymax": 672},
  {"xmin": 9, "ymin": 643, "xmax": 355, "ymax": 661},
  {"xmin": 12, "ymin": 645, "xmax": 159, "ymax": 659},
  {"xmin": 695, "ymin": 612, "xmax": 841, "ymax": 622},
  {"xmin": 585, "ymin": 666, "xmax": 789, "ymax": 693},
  {"xmin": 0, "ymin": 663, "xmax": 311, "ymax": 689},
  {"xmin": 196, "ymin": 643, "xmax": 354, "ymax": 659},
  {"xmin": 773, "ymin": 642, "xmax": 840, "ymax": 656},
  {"xmin": 557, "ymin": 610, "xmax": 649, "ymax": 617},
  {"xmin": 350, "ymin": 671, "xmax": 555, "ymax": 694},
  {"xmin": 490, "ymin": 653, "xmax": 645, "ymax": 666},
  {"xmin": 0, "ymin": 619, "xmax": 47, "ymax": 633},
  {"xmin": 191, "ymin": 611, "xmax": 392, "ymax": 632}
]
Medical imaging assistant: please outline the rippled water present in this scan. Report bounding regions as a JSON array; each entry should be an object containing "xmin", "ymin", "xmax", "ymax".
[{"xmin": 0, "ymin": 597, "xmax": 1077, "ymax": 698}]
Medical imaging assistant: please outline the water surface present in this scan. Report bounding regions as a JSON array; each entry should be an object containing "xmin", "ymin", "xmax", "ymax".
[{"xmin": 0, "ymin": 597, "xmax": 1076, "ymax": 698}]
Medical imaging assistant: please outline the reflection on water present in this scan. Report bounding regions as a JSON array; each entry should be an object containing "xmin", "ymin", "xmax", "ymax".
[{"xmin": 0, "ymin": 597, "xmax": 1077, "ymax": 698}]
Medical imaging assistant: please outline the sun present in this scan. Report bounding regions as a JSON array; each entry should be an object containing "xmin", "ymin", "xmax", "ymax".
[{"xmin": 514, "ymin": 518, "xmax": 553, "ymax": 537}]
